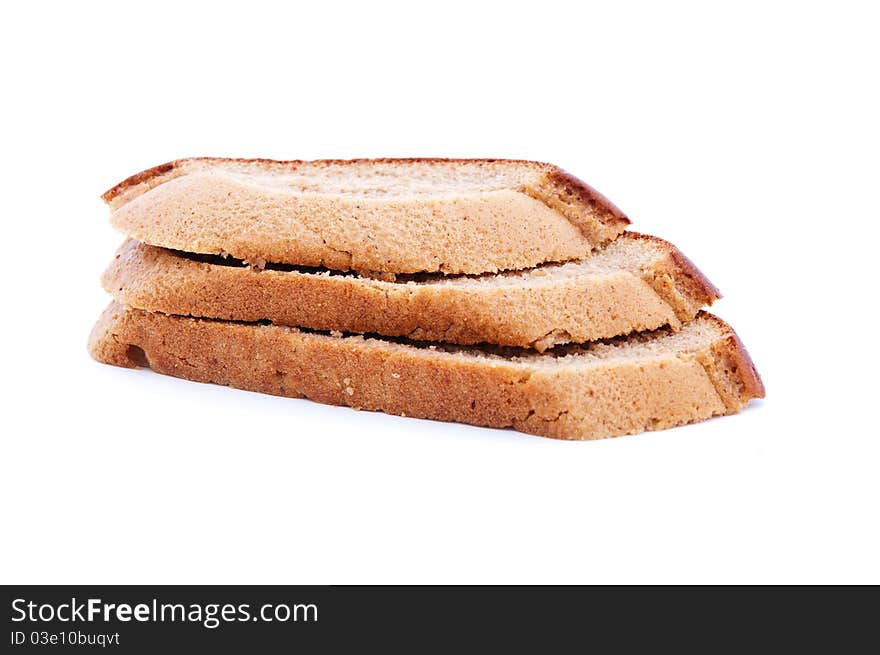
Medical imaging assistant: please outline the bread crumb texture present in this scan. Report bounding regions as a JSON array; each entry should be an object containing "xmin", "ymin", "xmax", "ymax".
[
  {"xmin": 89, "ymin": 303, "xmax": 763, "ymax": 441},
  {"xmin": 102, "ymin": 232, "xmax": 719, "ymax": 350}
]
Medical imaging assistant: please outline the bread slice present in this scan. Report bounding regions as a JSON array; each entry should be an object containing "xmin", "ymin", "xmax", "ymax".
[
  {"xmin": 89, "ymin": 303, "xmax": 763, "ymax": 440},
  {"xmin": 102, "ymin": 158, "xmax": 630, "ymax": 275},
  {"xmin": 102, "ymin": 233, "xmax": 719, "ymax": 351}
]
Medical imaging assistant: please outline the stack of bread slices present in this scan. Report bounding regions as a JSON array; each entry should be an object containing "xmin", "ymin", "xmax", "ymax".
[{"xmin": 90, "ymin": 158, "xmax": 763, "ymax": 440}]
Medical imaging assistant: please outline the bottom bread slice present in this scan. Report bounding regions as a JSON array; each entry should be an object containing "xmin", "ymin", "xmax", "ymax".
[{"xmin": 89, "ymin": 302, "xmax": 764, "ymax": 440}]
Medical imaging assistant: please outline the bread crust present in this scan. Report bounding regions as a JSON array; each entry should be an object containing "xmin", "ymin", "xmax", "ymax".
[
  {"xmin": 703, "ymin": 323, "xmax": 766, "ymax": 405},
  {"xmin": 102, "ymin": 158, "xmax": 630, "ymax": 275},
  {"xmin": 88, "ymin": 303, "xmax": 763, "ymax": 441},
  {"xmin": 625, "ymin": 232, "xmax": 722, "ymax": 319},
  {"xmin": 102, "ymin": 233, "xmax": 719, "ymax": 350}
]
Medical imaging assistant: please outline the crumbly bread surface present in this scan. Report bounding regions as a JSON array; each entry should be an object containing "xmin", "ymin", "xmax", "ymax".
[
  {"xmin": 89, "ymin": 304, "xmax": 763, "ymax": 440},
  {"xmin": 103, "ymin": 233, "xmax": 719, "ymax": 350},
  {"xmin": 103, "ymin": 158, "xmax": 630, "ymax": 275}
]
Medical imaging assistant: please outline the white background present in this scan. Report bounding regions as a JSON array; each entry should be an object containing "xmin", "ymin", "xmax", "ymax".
[{"xmin": 2, "ymin": 1, "xmax": 877, "ymax": 584}]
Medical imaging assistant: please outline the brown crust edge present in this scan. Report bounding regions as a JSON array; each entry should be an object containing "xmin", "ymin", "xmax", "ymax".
[
  {"xmin": 698, "ymin": 311, "xmax": 766, "ymax": 403},
  {"xmin": 626, "ymin": 232, "xmax": 722, "ymax": 319},
  {"xmin": 102, "ymin": 160, "xmax": 179, "ymax": 204},
  {"xmin": 667, "ymin": 249, "xmax": 722, "ymax": 306},
  {"xmin": 102, "ymin": 157, "xmax": 551, "ymax": 203},
  {"xmin": 543, "ymin": 167, "xmax": 630, "ymax": 228},
  {"xmin": 101, "ymin": 158, "xmax": 629, "ymax": 232},
  {"xmin": 87, "ymin": 302, "xmax": 139, "ymax": 368}
]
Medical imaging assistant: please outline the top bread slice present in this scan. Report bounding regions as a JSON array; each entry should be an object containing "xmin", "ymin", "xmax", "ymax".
[{"xmin": 103, "ymin": 158, "xmax": 630, "ymax": 275}]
